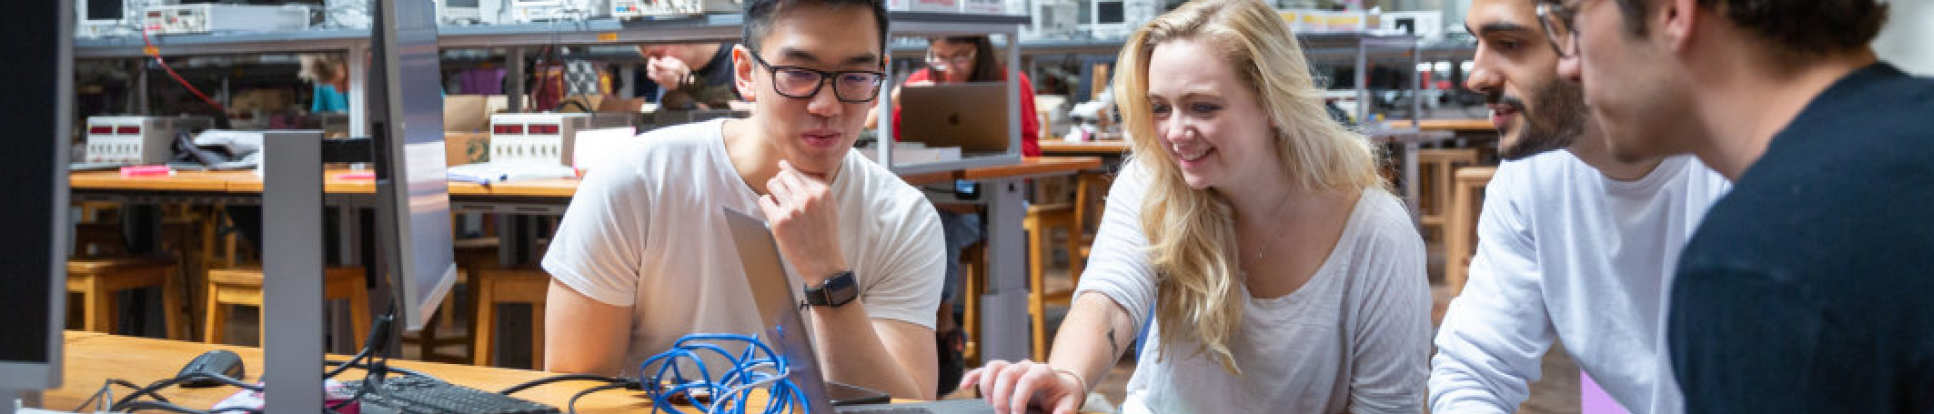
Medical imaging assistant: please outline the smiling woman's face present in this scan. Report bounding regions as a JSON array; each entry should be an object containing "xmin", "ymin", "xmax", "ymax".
[{"xmin": 1145, "ymin": 37, "xmax": 1279, "ymax": 190}]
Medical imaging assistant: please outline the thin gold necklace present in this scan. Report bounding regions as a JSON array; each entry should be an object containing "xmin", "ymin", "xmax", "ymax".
[{"xmin": 1239, "ymin": 190, "xmax": 1296, "ymax": 272}]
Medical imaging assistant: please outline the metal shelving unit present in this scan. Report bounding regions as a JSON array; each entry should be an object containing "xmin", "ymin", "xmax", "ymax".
[
  {"xmin": 73, "ymin": 12, "xmax": 1025, "ymax": 139},
  {"xmin": 75, "ymin": 28, "xmax": 371, "ymax": 58},
  {"xmin": 886, "ymin": 30, "xmax": 1465, "ymax": 219},
  {"xmin": 437, "ymin": 15, "xmax": 743, "ymax": 48}
]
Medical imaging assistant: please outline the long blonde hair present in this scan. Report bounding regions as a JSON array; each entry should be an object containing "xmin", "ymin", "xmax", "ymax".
[{"xmin": 1114, "ymin": 0, "xmax": 1385, "ymax": 374}]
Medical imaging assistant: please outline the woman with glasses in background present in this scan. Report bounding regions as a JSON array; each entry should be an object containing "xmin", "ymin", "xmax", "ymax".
[
  {"xmin": 869, "ymin": 36, "xmax": 1042, "ymax": 157},
  {"xmin": 863, "ymin": 36, "xmax": 1044, "ymax": 396}
]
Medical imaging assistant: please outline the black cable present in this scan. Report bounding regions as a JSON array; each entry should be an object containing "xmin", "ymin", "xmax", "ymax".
[
  {"xmin": 498, "ymin": 374, "xmax": 632, "ymax": 395},
  {"xmin": 566, "ymin": 382, "xmax": 634, "ymax": 414},
  {"xmin": 74, "ymin": 378, "xmax": 168, "ymax": 412},
  {"xmin": 118, "ymin": 401, "xmax": 263, "ymax": 414},
  {"xmin": 327, "ymin": 298, "xmax": 406, "ymax": 411},
  {"xmin": 115, "ymin": 401, "xmax": 207, "ymax": 414},
  {"xmin": 323, "ymin": 359, "xmax": 431, "ymax": 379},
  {"xmin": 322, "ymin": 308, "xmax": 392, "ymax": 379},
  {"xmin": 111, "ymin": 373, "xmax": 263, "ymax": 412}
]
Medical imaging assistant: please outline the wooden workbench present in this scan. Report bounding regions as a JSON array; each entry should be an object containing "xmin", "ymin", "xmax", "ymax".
[
  {"xmin": 1384, "ymin": 118, "xmax": 1495, "ymax": 132},
  {"xmin": 45, "ymin": 331, "xmax": 677, "ymax": 412},
  {"xmin": 71, "ymin": 157, "xmax": 1103, "ymax": 197},
  {"xmin": 1037, "ymin": 140, "xmax": 1131, "ymax": 156}
]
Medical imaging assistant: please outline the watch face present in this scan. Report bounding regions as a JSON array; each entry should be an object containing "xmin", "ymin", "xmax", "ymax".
[{"xmin": 818, "ymin": 271, "xmax": 860, "ymax": 307}]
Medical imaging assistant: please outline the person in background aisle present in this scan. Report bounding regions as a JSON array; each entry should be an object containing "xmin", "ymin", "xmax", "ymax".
[
  {"xmin": 1549, "ymin": 0, "xmax": 1934, "ymax": 411},
  {"xmin": 864, "ymin": 35, "xmax": 1045, "ymax": 396},
  {"xmin": 1426, "ymin": 0, "xmax": 1729, "ymax": 412},
  {"xmin": 960, "ymin": 0, "xmax": 1432, "ymax": 412},
  {"xmin": 543, "ymin": 0, "xmax": 946, "ymax": 400},
  {"xmin": 637, "ymin": 42, "xmax": 740, "ymax": 108},
  {"xmin": 298, "ymin": 54, "xmax": 349, "ymax": 113},
  {"xmin": 870, "ymin": 36, "xmax": 1042, "ymax": 157}
]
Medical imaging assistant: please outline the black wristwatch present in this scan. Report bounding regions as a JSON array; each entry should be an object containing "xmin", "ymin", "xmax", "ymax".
[{"xmin": 803, "ymin": 270, "xmax": 859, "ymax": 307}]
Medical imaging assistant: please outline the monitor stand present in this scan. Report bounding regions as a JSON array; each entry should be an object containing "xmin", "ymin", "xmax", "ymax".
[
  {"xmin": 4, "ymin": 390, "xmax": 42, "ymax": 414},
  {"xmin": 261, "ymin": 131, "xmax": 329, "ymax": 411}
]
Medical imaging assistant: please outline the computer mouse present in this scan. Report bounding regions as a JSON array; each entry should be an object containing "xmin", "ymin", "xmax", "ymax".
[{"xmin": 177, "ymin": 349, "xmax": 246, "ymax": 388}]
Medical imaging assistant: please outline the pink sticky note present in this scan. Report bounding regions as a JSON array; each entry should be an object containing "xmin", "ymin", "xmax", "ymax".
[{"xmin": 119, "ymin": 165, "xmax": 172, "ymax": 177}]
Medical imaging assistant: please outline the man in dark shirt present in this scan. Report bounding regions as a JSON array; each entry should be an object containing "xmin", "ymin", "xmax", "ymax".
[
  {"xmin": 1550, "ymin": 0, "xmax": 1933, "ymax": 411},
  {"xmin": 638, "ymin": 42, "xmax": 739, "ymax": 108}
]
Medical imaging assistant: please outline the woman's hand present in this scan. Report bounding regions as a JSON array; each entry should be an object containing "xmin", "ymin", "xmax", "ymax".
[{"xmin": 957, "ymin": 359, "xmax": 1085, "ymax": 414}]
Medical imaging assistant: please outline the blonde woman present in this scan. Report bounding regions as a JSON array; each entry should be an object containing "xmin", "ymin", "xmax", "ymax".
[{"xmin": 957, "ymin": 0, "xmax": 1430, "ymax": 412}]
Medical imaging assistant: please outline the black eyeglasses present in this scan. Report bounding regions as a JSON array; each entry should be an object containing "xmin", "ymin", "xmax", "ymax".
[
  {"xmin": 747, "ymin": 51, "xmax": 886, "ymax": 103},
  {"xmin": 1537, "ymin": 0, "xmax": 1580, "ymax": 58},
  {"xmin": 924, "ymin": 50, "xmax": 975, "ymax": 72}
]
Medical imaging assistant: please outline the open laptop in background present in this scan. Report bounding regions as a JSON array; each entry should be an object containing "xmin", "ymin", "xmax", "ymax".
[
  {"xmin": 898, "ymin": 82, "xmax": 1013, "ymax": 154},
  {"xmin": 724, "ymin": 207, "xmax": 1022, "ymax": 414}
]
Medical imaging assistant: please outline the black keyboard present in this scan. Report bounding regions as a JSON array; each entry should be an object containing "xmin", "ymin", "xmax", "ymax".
[{"xmin": 348, "ymin": 375, "xmax": 560, "ymax": 414}]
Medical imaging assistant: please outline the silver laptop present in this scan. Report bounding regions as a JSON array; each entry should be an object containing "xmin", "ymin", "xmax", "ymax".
[
  {"xmin": 723, "ymin": 207, "xmax": 1006, "ymax": 414},
  {"xmin": 898, "ymin": 82, "xmax": 1013, "ymax": 153}
]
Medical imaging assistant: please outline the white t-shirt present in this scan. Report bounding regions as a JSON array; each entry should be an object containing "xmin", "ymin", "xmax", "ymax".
[
  {"xmin": 1075, "ymin": 162, "xmax": 1434, "ymax": 414},
  {"xmin": 541, "ymin": 119, "xmax": 947, "ymax": 373},
  {"xmin": 1429, "ymin": 152, "xmax": 1730, "ymax": 414}
]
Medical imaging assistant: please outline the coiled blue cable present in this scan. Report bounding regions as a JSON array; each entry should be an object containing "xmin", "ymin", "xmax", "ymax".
[{"xmin": 638, "ymin": 333, "xmax": 807, "ymax": 414}]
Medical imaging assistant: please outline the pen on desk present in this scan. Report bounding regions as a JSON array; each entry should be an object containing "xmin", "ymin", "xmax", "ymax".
[{"xmin": 447, "ymin": 173, "xmax": 493, "ymax": 186}]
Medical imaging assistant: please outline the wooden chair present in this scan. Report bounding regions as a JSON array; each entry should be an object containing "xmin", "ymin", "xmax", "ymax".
[
  {"xmin": 1418, "ymin": 148, "xmax": 1482, "ymax": 231},
  {"xmin": 1021, "ymin": 172, "xmax": 1107, "ymax": 360},
  {"xmin": 202, "ymin": 266, "xmax": 371, "ymax": 346},
  {"xmin": 1445, "ymin": 166, "xmax": 1497, "ymax": 297},
  {"xmin": 959, "ymin": 242, "xmax": 986, "ymax": 365},
  {"xmin": 401, "ymin": 236, "xmax": 498, "ymax": 363},
  {"xmin": 67, "ymin": 257, "xmax": 184, "ymax": 340},
  {"xmin": 471, "ymin": 267, "xmax": 551, "ymax": 369}
]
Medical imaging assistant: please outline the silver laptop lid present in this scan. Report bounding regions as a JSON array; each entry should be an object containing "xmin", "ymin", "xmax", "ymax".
[
  {"xmin": 722, "ymin": 207, "xmax": 840, "ymax": 414},
  {"xmin": 897, "ymin": 82, "xmax": 1012, "ymax": 152}
]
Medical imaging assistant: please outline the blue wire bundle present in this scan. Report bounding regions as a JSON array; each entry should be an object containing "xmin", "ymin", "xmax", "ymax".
[{"xmin": 638, "ymin": 333, "xmax": 810, "ymax": 414}]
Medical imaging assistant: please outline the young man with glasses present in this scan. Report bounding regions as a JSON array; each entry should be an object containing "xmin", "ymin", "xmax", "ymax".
[
  {"xmin": 1427, "ymin": 0, "xmax": 1728, "ymax": 412},
  {"xmin": 541, "ymin": 0, "xmax": 947, "ymax": 400},
  {"xmin": 1547, "ymin": 0, "xmax": 1934, "ymax": 411}
]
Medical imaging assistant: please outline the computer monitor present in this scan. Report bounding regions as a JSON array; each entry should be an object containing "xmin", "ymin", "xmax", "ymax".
[
  {"xmin": 0, "ymin": 0, "xmax": 71, "ymax": 394},
  {"xmin": 79, "ymin": 0, "xmax": 122, "ymax": 22},
  {"xmin": 367, "ymin": 0, "xmax": 459, "ymax": 333},
  {"xmin": 1093, "ymin": 0, "xmax": 1124, "ymax": 25}
]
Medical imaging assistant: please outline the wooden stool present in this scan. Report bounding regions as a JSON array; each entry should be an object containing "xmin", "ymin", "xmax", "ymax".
[
  {"xmin": 1445, "ymin": 166, "xmax": 1497, "ymax": 296},
  {"xmin": 203, "ymin": 267, "xmax": 371, "ymax": 346},
  {"xmin": 1021, "ymin": 172, "xmax": 1108, "ymax": 360},
  {"xmin": 1024, "ymin": 203, "xmax": 1084, "ymax": 361},
  {"xmin": 72, "ymin": 223, "xmax": 129, "ymax": 257},
  {"xmin": 67, "ymin": 257, "xmax": 184, "ymax": 340},
  {"xmin": 1418, "ymin": 148, "xmax": 1482, "ymax": 230},
  {"xmin": 400, "ymin": 237, "xmax": 497, "ymax": 363},
  {"xmin": 472, "ymin": 267, "xmax": 550, "ymax": 369},
  {"xmin": 959, "ymin": 242, "xmax": 986, "ymax": 365}
]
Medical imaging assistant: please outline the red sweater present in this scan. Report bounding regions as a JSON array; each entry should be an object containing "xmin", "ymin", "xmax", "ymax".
[{"xmin": 891, "ymin": 68, "xmax": 1041, "ymax": 157}]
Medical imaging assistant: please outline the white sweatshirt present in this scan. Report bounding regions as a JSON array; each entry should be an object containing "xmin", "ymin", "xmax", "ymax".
[
  {"xmin": 1079, "ymin": 163, "xmax": 1434, "ymax": 414},
  {"xmin": 1429, "ymin": 152, "xmax": 1729, "ymax": 414}
]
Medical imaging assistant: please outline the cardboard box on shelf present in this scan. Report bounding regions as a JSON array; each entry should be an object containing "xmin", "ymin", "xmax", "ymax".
[
  {"xmin": 445, "ymin": 95, "xmax": 488, "ymax": 132},
  {"xmin": 444, "ymin": 132, "xmax": 490, "ymax": 166},
  {"xmin": 444, "ymin": 94, "xmax": 510, "ymax": 132}
]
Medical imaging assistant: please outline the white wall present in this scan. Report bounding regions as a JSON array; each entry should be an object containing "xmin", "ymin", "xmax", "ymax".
[{"xmin": 1873, "ymin": 0, "xmax": 1934, "ymax": 76}]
